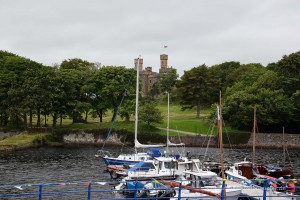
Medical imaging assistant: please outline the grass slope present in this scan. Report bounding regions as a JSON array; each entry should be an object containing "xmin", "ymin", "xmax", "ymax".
[
  {"xmin": 1, "ymin": 103, "xmax": 237, "ymax": 137},
  {"xmin": 0, "ymin": 132, "xmax": 62, "ymax": 147}
]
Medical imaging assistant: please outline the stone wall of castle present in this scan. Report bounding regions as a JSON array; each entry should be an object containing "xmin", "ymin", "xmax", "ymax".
[{"xmin": 134, "ymin": 54, "xmax": 174, "ymax": 95}]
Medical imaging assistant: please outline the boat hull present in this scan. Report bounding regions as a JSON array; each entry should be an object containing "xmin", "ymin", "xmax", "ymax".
[
  {"xmin": 170, "ymin": 188, "xmax": 241, "ymax": 200},
  {"xmin": 102, "ymin": 157, "xmax": 140, "ymax": 166},
  {"xmin": 257, "ymin": 165, "xmax": 293, "ymax": 178}
]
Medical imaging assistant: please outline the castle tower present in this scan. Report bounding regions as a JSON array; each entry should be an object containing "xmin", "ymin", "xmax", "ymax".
[
  {"xmin": 134, "ymin": 58, "xmax": 143, "ymax": 72},
  {"xmin": 160, "ymin": 54, "xmax": 168, "ymax": 69},
  {"xmin": 159, "ymin": 54, "xmax": 171, "ymax": 73}
]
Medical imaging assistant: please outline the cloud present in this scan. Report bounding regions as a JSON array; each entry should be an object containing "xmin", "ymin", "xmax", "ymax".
[{"xmin": 1, "ymin": 0, "xmax": 300, "ymax": 76}]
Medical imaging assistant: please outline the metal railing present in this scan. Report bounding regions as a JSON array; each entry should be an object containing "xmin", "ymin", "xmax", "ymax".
[{"xmin": 0, "ymin": 179, "xmax": 298, "ymax": 199}]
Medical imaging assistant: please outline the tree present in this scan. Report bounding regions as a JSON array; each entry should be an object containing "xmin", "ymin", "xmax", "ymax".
[
  {"xmin": 0, "ymin": 52, "xmax": 30, "ymax": 128},
  {"xmin": 60, "ymin": 58, "xmax": 96, "ymax": 123},
  {"xmin": 119, "ymin": 99, "xmax": 135, "ymax": 122},
  {"xmin": 139, "ymin": 100, "xmax": 163, "ymax": 126},
  {"xmin": 223, "ymin": 65, "xmax": 294, "ymax": 131},
  {"xmin": 149, "ymin": 82, "xmax": 160, "ymax": 97},
  {"xmin": 158, "ymin": 68, "xmax": 178, "ymax": 93},
  {"xmin": 267, "ymin": 51, "xmax": 300, "ymax": 97},
  {"xmin": 84, "ymin": 71, "xmax": 107, "ymax": 123},
  {"xmin": 223, "ymin": 87, "xmax": 294, "ymax": 130},
  {"xmin": 91, "ymin": 66, "xmax": 136, "ymax": 122},
  {"xmin": 177, "ymin": 65, "xmax": 220, "ymax": 118},
  {"xmin": 224, "ymin": 63, "xmax": 267, "ymax": 97},
  {"xmin": 1, "ymin": 55, "xmax": 46, "ymax": 129},
  {"xmin": 210, "ymin": 61, "xmax": 240, "ymax": 91},
  {"xmin": 291, "ymin": 90, "xmax": 300, "ymax": 125},
  {"xmin": 268, "ymin": 51, "xmax": 300, "ymax": 131}
]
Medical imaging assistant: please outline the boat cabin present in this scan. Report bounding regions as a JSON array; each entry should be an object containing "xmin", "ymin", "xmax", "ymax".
[
  {"xmin": 182, "ymin": 170, "xmax": 220, "ymax": 188},
  {"xmin": 124, "ymin": 157, "xmax": 178, "ymax": 179},
  {"xmin": 177, "ymin": 159, "xmax": 202, "ymax": 175},
  {"xmin": 228, "ymin": 161, "xmax": 256, "ymax": 179}
]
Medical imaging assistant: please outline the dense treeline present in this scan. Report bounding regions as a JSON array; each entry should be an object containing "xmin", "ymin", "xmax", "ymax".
[
  {"xmin": 0, "ymin": 51, "xmax": 137, "ymax": 129},
  {"xmin": 0, "ymin": 50, "xmax": 299, "ymax": 133},
  {"xmin": 176, "ymin": 52, "xmax": 300, "ymax": 133}
]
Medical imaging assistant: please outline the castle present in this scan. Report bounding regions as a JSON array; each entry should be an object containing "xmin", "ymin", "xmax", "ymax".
[{"xmin": 134, "ymin": 54, "xmax": 174, "ymax": 95}]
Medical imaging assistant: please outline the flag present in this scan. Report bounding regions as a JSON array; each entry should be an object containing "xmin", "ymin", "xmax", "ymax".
[{"xmin": 164, "ymin": 45, "xmax": 168, "ymax": 48}]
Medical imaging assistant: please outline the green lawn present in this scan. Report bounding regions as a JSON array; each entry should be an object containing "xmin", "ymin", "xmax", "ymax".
[
  {"xmin": 0, "ymin": 132, "xmax": 62, "ymax": 146},
  {"xmin": 16, "ymin": 103, "xmax": 235, "ymax": 137},
  {"xmin": 158, "ymin": 119, "xmax": 216, "ymax": 134},
  {"xmin": 156, "ymin": 103, "xmax": 211, "ymax": 119}
]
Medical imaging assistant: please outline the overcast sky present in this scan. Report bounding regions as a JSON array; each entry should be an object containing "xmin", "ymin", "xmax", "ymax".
[{"xmin": 1, "ymin": 0, "xmax": 300, "ymax": 76}]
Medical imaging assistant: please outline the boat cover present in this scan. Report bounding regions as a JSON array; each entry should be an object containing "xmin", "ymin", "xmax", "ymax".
[
  {"xmin": 148, "ymin": 148, "xmax": 162, "ymax": 158},
  {"xmin": 127, "ymin": 161, "xmax": 154, "ymax": 173}
]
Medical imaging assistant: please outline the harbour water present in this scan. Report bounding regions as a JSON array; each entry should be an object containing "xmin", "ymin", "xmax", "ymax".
[{"xmin": 0, "ymin": 146, "xmax": 299, "ymax": 199}]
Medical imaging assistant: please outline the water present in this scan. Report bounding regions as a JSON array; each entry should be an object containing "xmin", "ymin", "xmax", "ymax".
[{"xmin": 0, "ymin": 146, "xmax": 299, "ymax": 199}]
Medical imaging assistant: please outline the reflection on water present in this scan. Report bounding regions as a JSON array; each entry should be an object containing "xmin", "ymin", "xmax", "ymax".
[{"xmin": 0, "ymin": 146, "xmax": 299, "ymax": 198}]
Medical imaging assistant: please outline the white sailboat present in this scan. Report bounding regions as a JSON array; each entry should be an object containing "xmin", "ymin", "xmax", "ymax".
[
  {"xmin": 100, "ymin": 56, "xmax": 164, "ymax": 166},
  {"xmin": 165, "ymin": 92, "xmax": 185, "ymax": 159}
]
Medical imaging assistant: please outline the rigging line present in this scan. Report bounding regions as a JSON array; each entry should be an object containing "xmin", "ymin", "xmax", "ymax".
[
  {"xmin": 203, "ymin": 111, "xmax": 217, "ymax": 162},
  {"xmin": 255, "ymin": 122, "xmax": 266, "ymax": 164},
  {"xmin": 101, "ymin": 72, "xmax": 134, "ymax": 150},
  {"xmin": 120, "ymin": 133, "xmax": 128, "ymax": 153},
  {"xmin": 175, "ymin": 126, "xmax": 186, "ymax": 156},
  {"xmin": 222, "ymin": 120, "xmax": 235, "ymax": 157},
  {"xmin": 178, "ymin": 132, "xmax": 186, "ymax": 156},
  {"xmin": 201, "ymin": 115, "xmax": 214, "ymax": 157},
  {"xmin": 201, "ymin": 111, "xmax": 217, "ymax": 151},
  {"xmin": 285, "ymin": 148, "xmax": 293, "ymax": 168}
]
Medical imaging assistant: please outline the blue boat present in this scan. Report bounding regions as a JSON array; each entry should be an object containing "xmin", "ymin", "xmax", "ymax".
[{"xmin": 101, "ymin": 148, "xmax": 162, "ymax": 166}]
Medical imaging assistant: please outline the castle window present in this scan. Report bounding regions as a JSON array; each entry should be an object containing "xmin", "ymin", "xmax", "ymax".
[{"xmin": 149, "ymin": 80, "xmax": 152, "ymax": 83}]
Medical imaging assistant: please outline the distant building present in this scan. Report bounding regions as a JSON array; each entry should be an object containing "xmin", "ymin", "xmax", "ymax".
[{"xmin": 134, "ymin": 54, "xmax": 174, "ymax": 96}]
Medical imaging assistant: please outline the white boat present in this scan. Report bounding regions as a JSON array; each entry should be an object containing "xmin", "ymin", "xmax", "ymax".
[
  {"xmin": 167, "ymin": 170, "xmax": 241, "ymax": 200},
  {"xmin": 119, "ymin": 157, "xmax": 178, "ymax": 180},
  {"xmin": 114, "ymin": 156, "xmax": 180, "ymax": 192},
  {"xmin": 114, "ymin": 157, "xmax": 206, "ymax": 190},
  {"xmin": 165, "ymin": 96, "xmax": 242, "ymax": 199},
  {"xmin": 225, "ymin": 159, "xmax": 257, "ymax": 185}
]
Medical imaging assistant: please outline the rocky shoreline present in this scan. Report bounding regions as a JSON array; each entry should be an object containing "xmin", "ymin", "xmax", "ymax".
[
  {"xmin": 1, "ymin": 130, "xmax": 300, "ymax": 151},
  {"xmin": 62, "ymin": 131, "xmax": 300, "ymax": 149}
]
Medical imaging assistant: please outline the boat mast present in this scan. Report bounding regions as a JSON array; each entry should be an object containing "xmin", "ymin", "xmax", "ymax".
[
  {"xmin": 218, "ymin": 91, "xmax": 226, "ymax": 198},
  {"xmin": 134, "ymin": 56, "xmax": 140, "ymax": 154},
  {"xmin": 252, "ymin": 106, "xmax": 256, "ymax": 166},
  {"xmin": 167, "ymin": 92, "xmax": 170, "ymax": 155}
]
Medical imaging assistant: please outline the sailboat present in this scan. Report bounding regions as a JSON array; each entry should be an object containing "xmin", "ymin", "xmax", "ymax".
[
  {"xmin": 100, "ymin": 56, "xmax": 164, "ymax": 166},
  {"xmin": 226, "ymin": 106, "xmax": 295, "ymax": 194},
  {"xmin": 166, "ymin": 93, "xmax": 242, "ymax": 199},
  {"xmin": 249, "ymin": 106, "xmax": 293, "ymax": 179},
  {"xmin": 165, "ymin": 92, "xmax": 185, "ymax": 159},
  {"xmin": 226, "ymin": 106, "xmax": 261, "ymax": 184},
  {"xmin": 256, "ymin": 127, "xmax": 293, "ymax": 179},
  {"xmin": 252, "ymin": 110, "xmax": 295, "ymax": 193}
]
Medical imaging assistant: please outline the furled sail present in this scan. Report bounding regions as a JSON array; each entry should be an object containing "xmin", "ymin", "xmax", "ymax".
[
  {"xmin": 167, "ymin": 139, "xmax": 185, "ymax": 146},
  {"xmin": 135, "ymin": 139, "xmax": 164, "ymax": 148}
]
